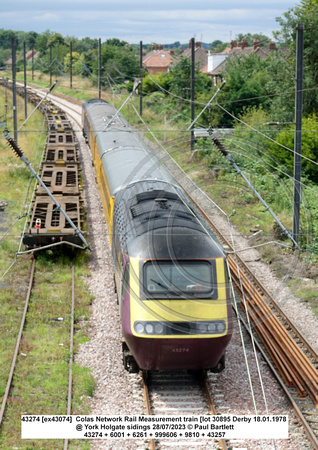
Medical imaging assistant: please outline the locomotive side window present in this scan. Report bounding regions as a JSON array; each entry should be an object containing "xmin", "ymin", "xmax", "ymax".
[
  {"xmin": 143, "ymin": 260, "xmax": 217, "ymax": 299},
  {"xmin": 122, "ymin": 262, "xmax": 130, "ymax": 299}
]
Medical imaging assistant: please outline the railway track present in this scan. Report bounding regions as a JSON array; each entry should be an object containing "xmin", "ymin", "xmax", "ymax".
[
  {"xmin": 143, "ymin": 371, "xmax": 229, "ymax": 450},
  {"xmin": 0, "ymin": 81, "xmax": 88, "ymax": 449},
  {"xmin": 17, "ymin": 86, "xmax": 318, "ymax": 448},
  {"xmin": 0, "ymin": 257, "xmax": 76, "ymax": 449},
  {"xmin": 0, "ymin": 79, "xmax": 86, "ymax": 250},
  {"xmin": 192, "ymin": 206, "xmax": 318, "ymax": 448},
  {"xmin": 161, "ymin": 155, "xmax": 318, "ymax": 448}
]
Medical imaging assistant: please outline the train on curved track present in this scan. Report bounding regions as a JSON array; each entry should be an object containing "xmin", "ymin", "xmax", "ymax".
[{"xmin": 82, "ymin": 98, "xmax": 233, "ymax": 376}]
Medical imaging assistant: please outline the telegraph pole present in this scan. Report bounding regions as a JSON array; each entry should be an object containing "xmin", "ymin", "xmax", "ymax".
[
  {"xmin": 49, "ymin": 43, "xmax": 52, "ymax": 85},
  {"xmin": 98, "ymin": 38, "xmax": 101, "ymax": 99},
  {"xmin": 190, "ymin": 37, "xmax": 195, "ymax": 151},
  {"xmin": 23, "ymin": 41, "xmax": 27, "ymax": 119},
  {"xmin": 11, "ymin": 35, "xmax": 18, "ymax": 142},
  {"xmin": 139, "ymin": 41, "xmax": 143, "ymax": 116},
  {"xmin": 293, "ymin": 23, "xmax": 304, "ymax": 245},
  {"xmin": 70, "ymin": 41, "xmax": 73, "ymax": 89},
  {"xmin": 32, "ymin": 43, "xmax": 34, "ymax": 81}
]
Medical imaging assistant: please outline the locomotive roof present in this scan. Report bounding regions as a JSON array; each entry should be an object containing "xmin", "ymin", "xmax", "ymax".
[
  {"xmin": 114, "ymin": 180, "xmax": 224, "ymax": 259},
  {"xmin": 83, "ymin": 99, "xmax": 175, "ymax": 195}
]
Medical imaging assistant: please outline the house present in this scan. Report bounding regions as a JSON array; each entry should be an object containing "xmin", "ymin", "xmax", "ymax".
[
  {"xmin": 5, "ymin": 49, "xmax": 39, "ymax": 69},
  {"xmin": 25, "ymin": 49, "xmax": 40, "ymax": 61},
  {"xmin": 181, "ymin": 41, "xmax": 208, "ymax": 70},
  {"xmin": 207, "ymin": 39, "xmax": 279, "ymax": 85},
  {"xmin": 143, "ymin": 45, "xmax": 175, "ymax": 74}
]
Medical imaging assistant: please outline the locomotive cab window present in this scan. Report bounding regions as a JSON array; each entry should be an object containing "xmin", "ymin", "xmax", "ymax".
[{"xmin": 143, "ymin": 260, "xmax": 217, "ymax": 299}]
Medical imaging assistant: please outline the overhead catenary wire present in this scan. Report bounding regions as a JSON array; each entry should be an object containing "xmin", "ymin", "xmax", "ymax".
[{"xmin": 216, "ymin": 102, "xmax": 318, "ymax": 168}]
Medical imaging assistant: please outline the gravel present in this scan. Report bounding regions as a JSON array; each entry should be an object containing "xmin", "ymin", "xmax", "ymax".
[{"xmin": 69, "ymin": 108, "xmax": 317, "ymax": 450}]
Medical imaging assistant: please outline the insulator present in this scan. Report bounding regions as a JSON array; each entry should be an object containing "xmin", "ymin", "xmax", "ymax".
[
  {"xmin": 211, "ymin": 136, "xmax": 228, "ymax": 157},
  {"xmin": 6, "ymin": 136, "xmax": 24, "ymax": 158}
]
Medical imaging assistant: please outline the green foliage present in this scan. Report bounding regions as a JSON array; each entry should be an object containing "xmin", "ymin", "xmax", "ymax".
[
  {"xmin": 236, "ymin": 33, "xmax": 271, "ymax": 47},
  {"xmin": 302, "ymin": 183, "xmax": 318, "ymax": 256},
  {"xmin": 35, "ymin": 29, "xmax": 52, "ymax": 53},
  {"xmin": 270, "ymin": 113, "xmax": 318, "ymax": 182},
  {"xmin": 168, "ymin": 57, "xmax": 212, "ymax": 101},
  {"xmin": 47, "ymin": 32, "xmax": 65, "ymax": 48},
  {"xmin": 218, "ymin": 53, "xmax": 274, "ymax": 126},
  {"xmin": 0, "ymin": 28, "xmax": 38, "ymax": 51},
  {"xmin": 274, "ymin": 1, "xmax": 318, "ymax": 114},
  {"xmin": 64, "ymin": 51, "xmax": 84, "ymax": 75},
  {"xmin": 90, "ymin": 41, "xmax": 139, "ymax": 83},
  {"xmin": 142, "ymin": 72, "xmax": 172, "ymax": 94},
  {"xmin": 210, "ymin": 40, "xmax": 229, "ymax": 53}
]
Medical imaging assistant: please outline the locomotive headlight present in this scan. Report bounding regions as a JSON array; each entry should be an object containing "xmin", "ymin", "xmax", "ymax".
[
  {"xmin": 135, "ymin": 322, "xmax": 144, "ymax": 334},
  {"xmin": 145, "ymin": 323, "xmax": 154, "ymax": 334},
  {"xmin": 207, "ymin": 323, "xmax": 216, "ymax": 332},
  {"xmin": 198, "ymin": 323, "xmax": 207, "ymax": 333},
  {"xmin": 217, "ymin": 322, "xmax": 226, "ymax": 333},
  {"xmin": 154, "ymin": 323, "xmax": 164, "ymax": 334}
]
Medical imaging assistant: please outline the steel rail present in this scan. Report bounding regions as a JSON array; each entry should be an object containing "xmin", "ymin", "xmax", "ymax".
[
  {"xmin": 15, "ymin": 84, "xmax": 318, "ymax": 444},
  {"xmin": 228, "ymin": 254, "xmax": 318, "ymax": 406},
  {"xmin": 142, "ymin": 375, "xmax": 156, "ymax": 450},
  {"xmin": 230, "ymin": 248, "xmax": 318, "ymax": 362},
  {"xmin": 64, "ymin": 262, "xmax": 75, "ymax": 450},
  {"xmin": 0, "ymin": 257, "xmax": 35, "ymax": 426},
  {"xmin": 203, "ymin": 380, "xmax": 229, "ymax": 450},
  {"xmin": 187, "ymin": 192, "xmax": 318, "ymax": 399},
  {"xmin": 238, "ymin": 313, "xmax": 318, "ymax": 449}
]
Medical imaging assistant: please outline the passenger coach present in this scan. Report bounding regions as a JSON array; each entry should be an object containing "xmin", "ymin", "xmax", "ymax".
[{"xmin": 82, "ymin": 99, "xmax": 233, "ymax": 376}]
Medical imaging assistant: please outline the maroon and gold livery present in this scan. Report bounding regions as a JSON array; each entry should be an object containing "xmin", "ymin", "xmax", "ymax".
[{"xmin": 83, "ymin": 99, "xmax": 233, "ymax": 375}]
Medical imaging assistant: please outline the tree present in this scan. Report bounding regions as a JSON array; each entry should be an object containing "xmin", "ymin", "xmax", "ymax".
[
  {"xmin": 270, "ymin": 113, "xmax": 318, "ymax": 182},
  {"xmin": 47, "ymin": 32, "xmax": 65, "ymax": 48},
  {"xmin": 168, "ymin": 57, "xmax": 211, "ymax": 101},
  {"xmin": 217, "ymin": 53, "xmax": 273, "ymax": 126},
  {"xmin": 0, "ymin": 29, "xmax": 14, "ymax": 50},
  {"xmin": 236, "ymin": 33, "xmax": 271, "ymax": 47},
  {"xmin": 274, "ymin": 0, "xmax": 318, "ymax": 115},
  {"xmin": 88, "ymin": 42, "xmax": 139, "ymax": 83},
  {"xmin": 64, "ymin": 51, "xmax": 84, "ymax": 76},
  {"xmin": 35, "ymin": 30, "xmax": 52, "ymax": 53}
]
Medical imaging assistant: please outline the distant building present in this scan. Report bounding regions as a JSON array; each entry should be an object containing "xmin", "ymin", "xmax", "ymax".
[
  {"xmin": 5, "ymin": 49, "xmax": 39, "ymax": 69},
  {"xmin": 25, "ymin": 49, "xmax": 40, "ymax": 61},
  {"xmin": 143, "ymin": 45, "xmax": 175, "ymax": 74},
  {"xmin": 207, "ymin": 39, "xmax": 279, "ymax": 85},
  {"xmin": 181, "ymin": 41, "xmax": 208, "ymax": 70}
]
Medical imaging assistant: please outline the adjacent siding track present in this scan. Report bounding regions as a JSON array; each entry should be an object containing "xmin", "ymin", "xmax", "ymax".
[
  {"xmin": 0, "ymin": 258, "xmax": 35, "ymax": 426},
  {"xmin": 36, "ymin": 91, "xmax": 318, "ymax": 448},
  {"xmin": 0, "ymin": 258, "xmax": 76, "ymax": 449},
  {"xmin": 189, "ymin": 197, "xmax": 318, "ymax": 449},
  {"xmin": 10, "ymin": 85, "xmax": 318, "ymax": 447}
]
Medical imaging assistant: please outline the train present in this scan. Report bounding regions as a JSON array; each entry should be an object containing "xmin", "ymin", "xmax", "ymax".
[
  {"xmin": 0, "ymin": 79, "xmax": 85, "ymax": 250},
  {"xmin": 22, "ymin": 95, "xmax": 84, "ymax": 249},
  {"xmin": 82, "ymin": 98, "xmax": 233, "ymax": 376}
]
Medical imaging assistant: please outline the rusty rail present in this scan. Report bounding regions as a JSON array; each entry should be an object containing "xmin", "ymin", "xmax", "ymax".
[
  {"xmin": 142, "ymin": 375, "xmax": 156, "ymax": 450},
  {"xmin": 203, "ymin": 380, "xmax": 229, "ymax": 450},
  {"xmin": 228, "ymin": 254, "xmax": 318, "ymax": 407}
]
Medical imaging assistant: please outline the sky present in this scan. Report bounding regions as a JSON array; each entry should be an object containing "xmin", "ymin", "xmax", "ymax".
[{"xmin": 1, "ymin": 1, "xmax": 298, "ymax": 44}]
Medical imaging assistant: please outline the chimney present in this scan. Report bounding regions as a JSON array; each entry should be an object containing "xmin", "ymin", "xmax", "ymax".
[
  {"xmin": 196, "ymin": 41, "xmax": 201, "ymax": 48},
  {"xmin": 240, "ymin": 38, "xmax": 248, "ymax": 49},
  {"xmin": 269, "ymin": 42, "xmax": 276, "ymax": 51},
  {"xmin": 230, "ymin": 40, "xmax": 237, "ymax": 49},
  {"xmin": 253, "ymin": 39, "xmax": 261, "ymax": 50}
]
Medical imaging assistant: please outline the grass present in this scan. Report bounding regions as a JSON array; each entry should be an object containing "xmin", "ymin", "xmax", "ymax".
[
  {"xmin": 10, "ymin": 71, "xmax": 317, "ymax": 299},
  {"xmin": 0, "ymin": 84, "xmax": 94, "ymax": 449}
]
